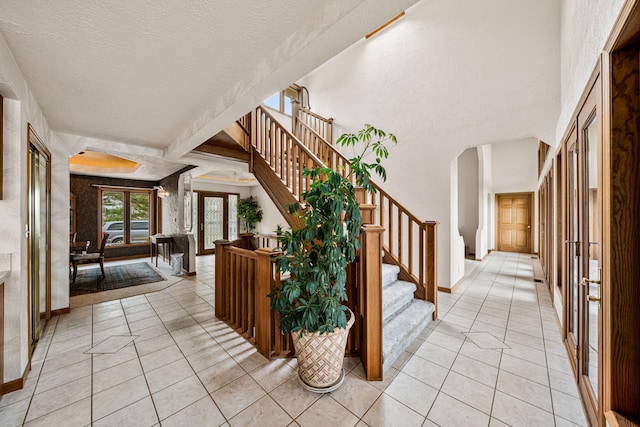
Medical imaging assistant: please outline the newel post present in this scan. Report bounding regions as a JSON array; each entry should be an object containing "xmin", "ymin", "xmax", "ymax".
[
  {"xmin": 359, "ymin": 224, "xmax": 384, "ymax": 381},
  {"xmin": 292, "ymin": 100, "xmax": 301, "ymax": 137},
  {"xmin": 214, "ymin": 240, "xmax": 232, "ymax": 320},
  {"xmin": 254, "ymin": 248, "xmax": 276, "ymax": 359},
  {"xmin": 424, "ymin": 221, "xmax": 439, "ymax": 320}
]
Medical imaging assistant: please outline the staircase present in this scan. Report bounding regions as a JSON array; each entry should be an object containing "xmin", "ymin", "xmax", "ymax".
[
  {"xmin": 207, "ymin": 104, "xmax": 438, "ymax": 377},
  {"xmin": 382, "ymin": 264, "xmax": 435, "ymax": 370}
]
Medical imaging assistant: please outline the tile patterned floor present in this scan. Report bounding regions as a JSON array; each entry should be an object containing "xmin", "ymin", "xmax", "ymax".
[{"xmin": 0, "ymin": 252, "xmax": 587, "ymax": 426}]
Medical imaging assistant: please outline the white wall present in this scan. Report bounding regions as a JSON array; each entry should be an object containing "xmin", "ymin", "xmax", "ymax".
[
  {"xmin": 457, "ymin": 147, "xmax": 479, "ymax": 256},
  {"xmin": 250, "ymin": 185, "xmax": 288, "ymax": 236},
  {"xmin": 0, "ymin": 33, "xmax": 70, "ymax": 382},
  {"xmin": 490, "ymin": 137, "xmax": 540, "ymax": 252},
  {"xmin": 298, "ymin": 0, "xmax": 560, "ymax": 287},
  {"xmin": 476, "ymin": 144, "xmax": 493, "ymax": 258},
  {"xmin": 557, "ymin": 0, "xmax": 625, "ymax": 143},
  {"xmin": 491, "ymin": 138, "xmax": 539, "ymax": 194}
]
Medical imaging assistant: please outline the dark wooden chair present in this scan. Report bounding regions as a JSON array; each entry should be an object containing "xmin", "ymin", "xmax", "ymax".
[{"xmin": 71, "ymin": 234, "xmax": 108, "ymax": 283}]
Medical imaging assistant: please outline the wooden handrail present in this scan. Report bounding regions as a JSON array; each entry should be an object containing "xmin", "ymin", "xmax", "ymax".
[
  {"xmin": 237, "ymin": 112, "xmax": 251, "ymax": 136},
  {"xmin": 292, "ymin": 101, "xmax": 333, "ymax": 144},
  {"xmin": 252, "ymin": 106, "xmax": 329, "ymax": 206}
]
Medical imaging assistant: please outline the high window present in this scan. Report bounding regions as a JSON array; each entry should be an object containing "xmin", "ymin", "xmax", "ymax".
[
  {"xmin": 263, "ymin": 86, "xmax": 301, "ymax": 116},
  {"xmin": 99, "ymin": 188, "xmax": 153, "ymax": 246}
]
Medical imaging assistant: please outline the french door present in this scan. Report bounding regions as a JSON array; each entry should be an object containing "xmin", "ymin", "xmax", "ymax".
[
  {"xmin": 195, "ymin": 192, "xmax": 238, "ymax": 255},
  {"xmin": 27, "ymin": 125, "xmax": 51, "ymax": 349},
  {"xmin": 564, "ymin": 77, "xmax": 602, "ymax": 424}
]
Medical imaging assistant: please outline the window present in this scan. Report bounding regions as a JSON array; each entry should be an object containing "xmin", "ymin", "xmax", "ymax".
[
  {"xmin": 99, "ymin": 188, "xmax": 153, "ymax": 246},
  {"xmin": 263, "ymin": 85, "xmax": 301, "ymax": 116}
]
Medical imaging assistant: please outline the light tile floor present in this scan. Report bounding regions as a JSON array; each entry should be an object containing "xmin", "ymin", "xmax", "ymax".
[{"xmin": 0, "ymin": 252, "xmax": 587, "ymax": 426}]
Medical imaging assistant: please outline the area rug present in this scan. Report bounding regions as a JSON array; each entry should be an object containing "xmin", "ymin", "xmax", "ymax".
[{"xmin": 70, "ymin": 262, "xmax": 166, "ymax": 296}]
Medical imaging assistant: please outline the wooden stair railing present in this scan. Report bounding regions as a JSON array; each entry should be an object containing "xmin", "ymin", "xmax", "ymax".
[
  {"xmin": 235, "ymin": 106, "xmax": 437, "ymax": 315},
  {"xmin": 222, "ymin": 104, "xmax": 435, "ymax": 378},
  {"xmin": 292, "ymin": 100, "xmax": 333, "ymax": 144},
  {"xmin": 289, "ymin": 117, "xmax": 438, "ymax": 317}
]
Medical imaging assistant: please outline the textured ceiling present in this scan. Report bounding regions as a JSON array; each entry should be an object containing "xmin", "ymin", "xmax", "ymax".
[{"xmin": 0, "ymin": 0, "xmax": 415, "ymax": 156}]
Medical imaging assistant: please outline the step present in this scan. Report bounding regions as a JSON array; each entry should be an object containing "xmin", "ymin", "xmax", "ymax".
[
  {"xmin": 383, "ymin": 300, "xmax": 435, "ymax": 372},
  {"xmin": 383, "ymin": 280, "xmax": 417, "ymax": 324},
  {"xmin": 382, "ymin": 264, "xmax": 400, "ymax": 288}
]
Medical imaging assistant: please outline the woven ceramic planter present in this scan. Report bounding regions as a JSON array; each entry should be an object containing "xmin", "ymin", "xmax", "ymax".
[{"xmin": 291, "ymin": 308, "xmax": 355, "ymax": 393}]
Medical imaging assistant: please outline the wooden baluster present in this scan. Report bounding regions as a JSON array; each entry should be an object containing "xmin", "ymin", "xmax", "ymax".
[
  {"xmin": 398, "ymin": 209, "xmax": 403, "ymax": 266},
  {"xmin": 359, "ymin": 224, "xmax": 384, "ymax": 380},
  {"xmin": 214, "ymin": 240, "xmax": 231, "ymax": 320},
  {"xmin": 247, "ymin": 256, "xmax": 255, "ymax": 339},
  {"xmin": 241, "ymin": 255, "xmax": 247, "ymax": 334},
  {"xmin": 292, "ymin": 143, "xmax": 298, "ymax": 196},
  {"xmin": 255, "ymin": 248, "xmax": 275, "ymax": 358},
  {"xmin": 424, "ymin": 221, "xmax": 438, "ymax": 319},
  {"xmin": 408, "ymin": 219, "xmax": 414, "ymax": 274},
  {"xmin": 231, "ymin": 252, "xmax": 238, "ymax": 327},
  {"xmin": 389, "ymin": 204, "xmax": 394, "ymax": 256},
  {"xmin": 292, "ymin": 100, "xmax": 300, "ymax": 137},
  {"xmin": 419, "ymin": 224, "xmax": 425, "ymax": 297}
]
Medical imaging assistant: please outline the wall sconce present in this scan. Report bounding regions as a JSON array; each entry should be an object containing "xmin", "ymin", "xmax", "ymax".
[{"xmin": 154, "ymin": 186, "xmax": 169, "ymax": 198}]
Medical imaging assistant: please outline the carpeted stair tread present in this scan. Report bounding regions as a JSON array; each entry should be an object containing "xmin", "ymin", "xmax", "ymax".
[
  {"xmin": 383, "ymin": 280, "xmax": 417, "ymax": 323},
  {"xmin": 382, "ymin": 264, "xmax": 400, "ymax": 288},
  {"xmin": 383, "ymin": 300, "xmax": 435, "ymax": 372}
]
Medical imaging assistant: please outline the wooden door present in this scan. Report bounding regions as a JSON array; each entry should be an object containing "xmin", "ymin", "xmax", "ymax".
[
  {"xmin": 496, "ymin": 193, "xmax": 533, "ymax": 253},
  {"xmin": 577, "ymin": 75, "xmax": 602, "ymax": 425},
  {"xmin": 196, "ymin": 192, "xmax": 239, "ymax": 255}
]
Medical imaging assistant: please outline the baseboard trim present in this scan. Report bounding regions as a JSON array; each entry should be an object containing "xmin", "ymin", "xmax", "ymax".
[
  {"xmin": 3, "ymin": 361, "xmax": 30, "ymax": 394},
  {"xmin": 51, "ymin": 307, "xmax": 71, "ymax": 316},
  {"xmin": 185, "ymin": 271, "xmax": 196, "ymax": 276},
  {"xmin": 438, "ymin": 275, "xmax": 465, "ymax": 294}
]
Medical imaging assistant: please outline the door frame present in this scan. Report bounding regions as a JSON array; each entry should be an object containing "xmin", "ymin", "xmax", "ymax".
[
  {"xmin": 495, "ymin": 192, "xmax": 534, "ymax": 254},
  {"xmin": 26, "ymin": 124, "xmax": 51, "ymax": 356},
  {"xmin": 559, "ymin": 62, "xmax": 603, "ymax": 426},
  {"xmin": 601, "ymin": 0, "xmax": 640, "ymax": 423},
  {"xmin": 196, "ymin": 191, "xmax": 239, "ymax": 255}
]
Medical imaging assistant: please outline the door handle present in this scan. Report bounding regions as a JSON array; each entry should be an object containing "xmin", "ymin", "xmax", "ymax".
[
  {"xmin": 582, "ymin": 277, "xmax": 601, "ymax": 285},
  {"xmin": 527, "ymin": 225, "xmax": 531, "ymax": 229},
  {"xmin": 588, "ymin": 295, "xmax": 601, "ymax": 303}
]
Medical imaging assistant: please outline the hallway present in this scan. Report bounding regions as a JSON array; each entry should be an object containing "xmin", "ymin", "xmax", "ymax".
[{"xmin": 0, "ymin": 252, "xmax": 586, "ymax": 426}]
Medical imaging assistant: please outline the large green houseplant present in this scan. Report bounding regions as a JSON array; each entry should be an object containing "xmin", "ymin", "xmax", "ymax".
[
  {"xmin": 269, "ymin": 124, "xmax": 396, "ymax": 391},
  {"xmin": 237, "ymin": 196, "xmax": 263, "ymax": 233}
]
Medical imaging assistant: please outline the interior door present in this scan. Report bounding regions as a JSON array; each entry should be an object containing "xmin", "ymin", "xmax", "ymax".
[
  {"xmin": 496, "ymin": 193, "xmax": 533, "ymax": 253},
  {"xmin": 564, "ymin": 78, "xmax": 602, "ymax": 425},
  {"xmin": 565, "ymin": 131, "xmax": 580, "ymax": 368},
  {"xmin": 196, "ymin": 192, "xmax": 239, "ymax": 255},
  {"xmin": 198, "ymin": 193, "xmax": 226, "ymax": 255},
  {"xmin": 27, "ymin": 125, "xmax": 51, "ymax": 349},
  {"xmin": 578, "ymin": 79, "xmax": 602, "ymax": 423}
]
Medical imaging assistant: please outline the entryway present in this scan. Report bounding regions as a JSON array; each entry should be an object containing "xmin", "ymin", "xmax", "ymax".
[{"xmin": 496, "ymin": 192, "xmax": 533, "ymax": 254}]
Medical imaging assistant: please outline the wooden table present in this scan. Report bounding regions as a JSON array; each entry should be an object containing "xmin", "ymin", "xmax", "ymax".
[{"xmin": 150, "ymin": 235, "xmax": 173, "ymax": 267}]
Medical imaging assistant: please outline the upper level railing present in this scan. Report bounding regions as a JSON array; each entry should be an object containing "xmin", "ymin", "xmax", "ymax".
[
  {"xmin": 292, "ymin": 101, "xmax": 333, "ymax": 144},
  {"xmin": 252, "ymin": 106, "xmax": 326, "ymax": 201}
]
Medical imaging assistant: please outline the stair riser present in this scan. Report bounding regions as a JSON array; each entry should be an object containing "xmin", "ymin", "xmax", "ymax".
[{"xmin": 382, "ymin": 301, "xmax": 435, "ymax": 372}]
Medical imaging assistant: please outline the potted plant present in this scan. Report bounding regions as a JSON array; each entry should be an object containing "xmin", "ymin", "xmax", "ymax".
[
  {"xmin": 269, "ymin": 124, "xmax": 396, "ymax": 392},
  {"xmin": 237, "ymin": 196, "xmax": 263, "ymax": 233}
]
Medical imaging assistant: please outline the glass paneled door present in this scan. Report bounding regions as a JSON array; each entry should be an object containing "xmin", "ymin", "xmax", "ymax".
[
  {"xmin": 27, "ymin": 125, "xmax": 51, "ymax": 349},
  {"xmin": 197, "ymin": 192, "xmax": 239, "ymax": 255},
  {"xmin": 578, "ymin": 81, "xmax": 602, "ymax": 422},
  {"xmin": 564, "ymin": 78, "xmax": 602, "ymax": 425}
]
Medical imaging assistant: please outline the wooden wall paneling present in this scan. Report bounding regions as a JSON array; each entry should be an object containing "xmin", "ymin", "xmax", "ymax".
[
  {"xmin": 0, "ymin": 94, "xmax": 3, "ymax": 199},
  {"xmin": 606, "ymin": 41, "xmax": 640, "ymax": 422},
  {"xmin": 0, "ymin": 281, "xmax": 3, "ymax": 398}
]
